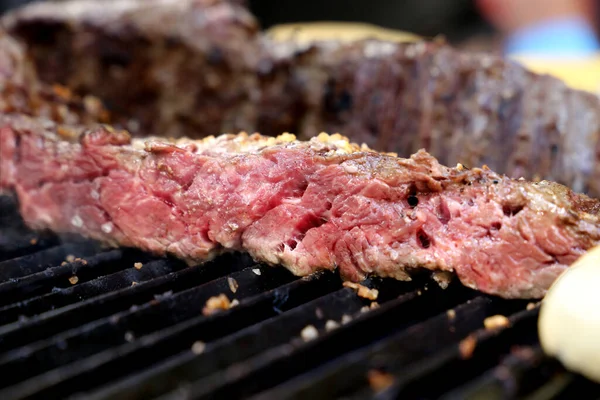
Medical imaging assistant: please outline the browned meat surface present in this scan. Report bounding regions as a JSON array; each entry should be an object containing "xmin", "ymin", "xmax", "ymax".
[
  {"xmin": 5, "ymin": 0, "xmax": 600, "ymax": 196},
  {"xmin": 2, "ymin": 0, "xmax": 262, "ymax": 138},
  {"xmin": 0, "ymin": 28, "xmax": 109, "ymax": 125},
  {"xmin": 2, "ymin": 115, "xmax": 599, "ymax": 299},
  {"xmin": 266, "ymin": 39, "xmax": 600, "ymax": 197}
]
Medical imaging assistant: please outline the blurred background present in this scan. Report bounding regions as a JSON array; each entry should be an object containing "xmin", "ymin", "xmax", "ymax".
[
  {"xmin": 1, "ymin": 0, "xmax": 599, "ymax": 54},
  {"xmin": 250, "ymin": 0, "xmax": 492, "ymax": 47},
  {"xmin": 252, "ymin": 0, "xmax": 600, "ymax": 55},
  {"xmin": 2, "ymin": 0, "xmax": 600, "ymax": 91}
]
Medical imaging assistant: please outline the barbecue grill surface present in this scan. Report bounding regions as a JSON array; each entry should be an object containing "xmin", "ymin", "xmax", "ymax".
[{"xmin": 0, "ymin": 194, "xmax": 598, "ymax": 400}]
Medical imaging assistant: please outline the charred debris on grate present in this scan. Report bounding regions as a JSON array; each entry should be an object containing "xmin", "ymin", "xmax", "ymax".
[{"xmin": 0, "ymin": 196, "xmax": 599, "ymax": 399}]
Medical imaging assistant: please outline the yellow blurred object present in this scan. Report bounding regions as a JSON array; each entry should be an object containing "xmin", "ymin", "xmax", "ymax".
[
  {"xmin": 267, "ymin": 22, "xmax": 600, "ymax": 95},
  {"xmin": 510, "ymin": 55, "xmax": 600, "ymax": 95},
  {"xmin": 266, "ymin": 21, "xmax": 422, "ymax": 44}
]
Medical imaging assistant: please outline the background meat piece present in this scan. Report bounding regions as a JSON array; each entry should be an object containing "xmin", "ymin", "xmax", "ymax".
[
  {"xmin": 4, "ymin": 0, "xmax": 600, "ymax": 196},
  {"xmin": 2, "ymin": 0, "xmax": 262, "ymax": 138},
  {"xmin": 266, "ymin": 38, "xmax": 600, "ymax": 196},
  {"xmin": 0, "ymin": 28, "xmax": 108, "ymax": 125}
]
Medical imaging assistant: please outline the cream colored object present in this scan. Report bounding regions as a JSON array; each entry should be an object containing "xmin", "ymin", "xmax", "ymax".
[
  {"xmin": 538, "ymin": 245, "xmax": 600, "ymax": 383},
  {"xmin": 266, "ymin": 21, "xmax": 421, "ymax": 44}
]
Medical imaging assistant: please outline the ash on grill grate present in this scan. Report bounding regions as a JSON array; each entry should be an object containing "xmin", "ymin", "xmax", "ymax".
[{"xmin": 0, "ymin": 195, "xmax": 599, "ymax": 400}]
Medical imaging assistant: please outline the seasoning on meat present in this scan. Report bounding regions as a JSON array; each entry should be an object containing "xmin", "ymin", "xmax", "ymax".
[
  {"xmin": 2, "ymin": 120, "xmax": 600, "ymax": 299},
  {"xmin": 343, "ymin": 282, "xmax": 379, "ymax": 301},
  {"xmin": 202, "ymin": 294, "xmax": 232, "ymax": 316},
  {"xmin": 68, "ymin": 275, "xmax": 79, "ymax": 285},
  {"xmin": 433, "ymin": 271, "xmax": 453, "ymax": 289},
  {"xmin": 134, "ymin": 262, "xmax": 143, "ymax": 270}
]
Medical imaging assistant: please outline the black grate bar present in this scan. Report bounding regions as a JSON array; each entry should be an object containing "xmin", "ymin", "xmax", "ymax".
[
  {"xmin": 379, "ymin": 307, "xmax": 541, "ymax": 399},
  {"xmin": 0, "ymin": 253, "xmax": 255, "ymax": 353},
  {"xmin": 80, "ymin": 287, "xmax": 374, "ymax": 400},
  {"xmin": 0, "ymin": 231, "xmax": 59, "ymax": 263},
  {"xmin": 160, "ymin": 282, "xmax": 478, "ymax": 400},
  {"xmin": 536, "ymin": 374, "xmax": 600, "ymax": 400},
  {"xmin": 80, "ymin": 277, "xmax": 422, "ymax": 400},
  {"xmin": 0, "ymin": 271, "xmax": 340, "ymax": 400},
  {"xmin": 0, "ymin": 253, "xmax": 185, "ymax": 326},
  {"xmin": 523, "ymin": 373, "xmax": 581, "ymax": 400},
  {"xmin": 437, "ymin": 346, "xmax": 593, "ymax": 400},
  {"xmin": 0, "ymin": 240, "xmax": 103, "ymax": 282},
  {"xmin": 246, "ymin": 295, "xmax": 528, "ymax": 400},
  {"xmin": 0, "ymin": 248, "xmax": 138, "ymax": 306},
  {"xmin": 0, "ymin": 264, "xmax": 296, "ymax": 386}
]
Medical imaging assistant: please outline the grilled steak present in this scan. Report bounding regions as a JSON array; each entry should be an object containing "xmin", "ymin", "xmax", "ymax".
[
  {"xmin": 2, "ymin": 0, "xmax": 262, "ymax": 138},
  {"xmin": 0, "ymin": 28, "xmax": 109, "ymax": 126},
  {"xmin": 266, "ymin": 39, "xmax": 600, "ymax": 197},
  {"xmin": 2, "ymin": 115, "xmax": 600, "ymax": 299},
  {"xmin": 5, "ymin": 0, "xmax": 600, "ymax": 196}
]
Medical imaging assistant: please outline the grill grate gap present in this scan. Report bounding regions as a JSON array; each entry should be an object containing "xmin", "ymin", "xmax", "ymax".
[
  {"xmin": 0, "ymin": 231, "xmax": 59, "ymax": 263},
  {"xmin": 79, "ymin": 287, "xmax": 371, "ymax": 400},
  {"xmin": 0, "ymin": 248, "xmax": 151, "ymax": 307},
  {"xmin": 0, "ymin": 255, "xmax": 187, "ymax": 325},
  {"xmin": 78, "ymin": 277, "xmax": 428, "ymax": 400},
  {"xmin": 0, "ymin": 241, "xmax": 104, "ymax": 282},
  {"xmin": 0, "ymin": 270, "xmax": 340, "ymax": 399},
  {"xmin": 437, "ymin": 347, "xmax": 596, "ymax": 400},
  {"xmin": 0, "ymin": 252, "xmax": 255, "ymax": 353},
  {"xmin": 0, "ymin": 263, "xmax": 297, "ymax": 387},
  {"xmin": 0, "ymin": 196, "xmax": 60, "ymax": 262},
  {"xmin": 246, "ymin": 295, "xmax": 503, "ymax": 400},
  {"xmin": 162, "ymin": 282, "xmax": 477, "ymax": 400},
  {"xmin": 382, "ymin": 307, "xmax": 542, "ymax": 399}
]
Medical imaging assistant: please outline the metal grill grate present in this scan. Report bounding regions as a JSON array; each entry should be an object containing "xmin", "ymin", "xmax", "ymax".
[{"xmin": 0, "ymin": 195, "xmax": 598, "ymax": 400}]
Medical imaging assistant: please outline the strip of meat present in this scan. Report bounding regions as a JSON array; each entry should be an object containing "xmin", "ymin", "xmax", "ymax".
[
  {"xmin": 2, "ymin": 114, "xmax": 599, "ymax": 299},
  {"xmin": 5, "ymin": 0, "xmax": 600, "ymax": 196}
]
